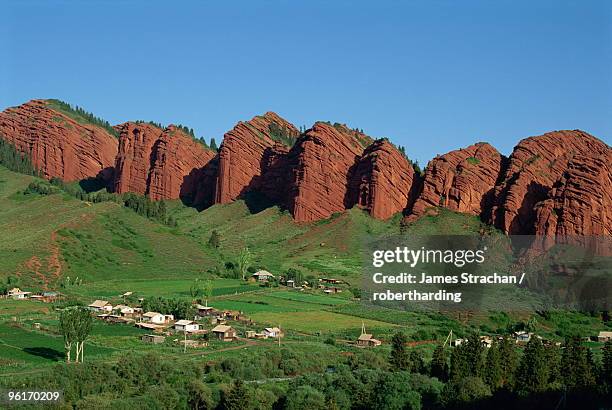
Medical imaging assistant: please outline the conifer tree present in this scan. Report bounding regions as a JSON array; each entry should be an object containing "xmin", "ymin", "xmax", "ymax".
[
  {"xmin": 389, "ymin": 331, "xmax": 410, "ymax": 371},
  {"xmin": 221, "ymin": 380, "xmax": 250, "ymax": 410},
  {"xmin": 210, "ymin": 137, "xmax": 218, "ymax": 151},
  {"xmin": 515, "ymin": 337, "xmax": 549, "ymax": 396},
  {"xmin": 431, "ymin": 344, "xmax": 449, "ymax": 381},
  {"xmin": 603, "ymin": 340, "xmax": 612, "ymax": 386},
  {"xmin": 483, "ymin": 341, "xmax": 502, "ymax": 390},
  {"xmin": 464, "ymin": 334, "xmax": 485, "ymax": 378},
  {"xmin": 561, "ymin": 337, "xmax": 596, "ymax": 389},
  {"xmin": 498, "ymin": 336, "xmax": 518, "ymax": 388}
]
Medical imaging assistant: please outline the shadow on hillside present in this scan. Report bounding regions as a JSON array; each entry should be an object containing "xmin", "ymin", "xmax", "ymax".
[
  {"xmin": 243, "ymin": 191, "xmax": 276, "ymax": 214},
  {"xmin": 79, "ymin": 167, "xmax": 115, "ymax": 193},
  {"xmin": 23, "ymin": 347, "xmax": 64, "ymax": 361}
]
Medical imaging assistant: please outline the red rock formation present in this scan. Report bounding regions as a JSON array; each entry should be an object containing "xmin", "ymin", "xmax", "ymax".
[
  {"xmin": 407, "ymin": 143, "xmax": 504, "ymax": 221},
  {"xmin": 114, "ymin": 122, "xmax": 163, "ymax": 195},
  {"xmin": 534, "ymin": 146, "xmax": 612, "ymax": 236},
  {"xmin": 215, "ymin": 112, "xmax": 298, "ymax": 204},
  {"xmin": 288, "ymin": 122, "xmax": 372, "ymax": 222},
  {"xmin": 0, "ymin": 99, "xmax": 118, "ymax": 181},
  {"xmin": 348, "ymin": 139, "xmax": 414, "ymax": 220},
  {"xmin": 147, "ymin": 125, "xmax": 216, "ymax": 201},
  {"xmin": 114, "ymin": 122, "xmax": 215, "ymax": 200},
  {"xmin": 490, "ymin": 130, "xmax": 608, "ymax": 234}
]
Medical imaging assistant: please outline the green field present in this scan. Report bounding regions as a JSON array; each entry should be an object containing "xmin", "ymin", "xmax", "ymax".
[{"xmin": 0, "ymin": 163, "xmax": 609, "ymax": 387}]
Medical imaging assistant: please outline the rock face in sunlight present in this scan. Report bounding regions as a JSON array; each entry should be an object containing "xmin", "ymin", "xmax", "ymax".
[
  {"xmin": 489, "ymin": 130, "xmax": 610, "ymax": 235},
  {"xmin": 1, "ymin": 99, "xmax": 610, "ymax": 234},
  {"xmin": 0, "ymin": 100, "xmax": 117, "ymax": 182},
  {"xmin": 114, "ymin": 122, "xmax": 215, "ymax": 200},
  {"xmin": 347, "ymin": 139, "xmax": 414, "ymax": 220},
  {"xmin": 406, "ymin": 142, "xmax": 504, "ymax": 222},
  {"xmin": 215, "ymin": 112, "xmax": 299, "ymax": 204},
  {"xmin": 287, "ymin": 122, "xmax": 372, "ymax": 222}
]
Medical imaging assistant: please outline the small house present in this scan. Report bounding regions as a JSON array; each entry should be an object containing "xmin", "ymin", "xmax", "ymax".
[
  {"xmin": 252, "ymin": 270, "xmax": 274, "ymax": 282},
  {"xmin": 286, "ymin": 280, "xmax": 295, "ymax": 288},
  {"xmin": 480, "ymin": 336, "xmax": 493, "ymax": 348},
  {"xmin": 514, "ymin": 331, "xmax": 532, "ymax": 343},
  {"xmin": 356, "ymin": 323, "xmax": 381, "ymax": 347},
  {"xmin": 88, "ymin": 300, "xmax": 112, "ymax": 312},
  {"xmin": 212, "ymin": 325, "xmax": 236, "ymax": 341},
  {"xmin": 321, "ymin": 278, "xmax": 343, "ymax": 284},
  {"xmin": 141, "ymin": 334, "xmax": 165, "ymax": 344},
  {"xmin": 195, "ymin": 304, "xmax": 216, "ymax": 317},
  {"xmin": 263, "ymin": 327, "xmax": 284, "ymax": 338},
  {"xmin": 598, "ymin": 331, "xmax": 612, "ymax": 342},
  {"xmin": 450, "ymin": 338, "xmax": 466, "ymax": 347},
  {"xmin": 113, "ymin": 305, "xmax": 135, "ymax": 316},
  {"xmin": 174, "ymin": 320, "xmax": 200, "ymax": 333},
  {"xmin": 142, "ymin": 312, "xmax": 166, "ymax": 324},
  {"xmin": 8, "ymin": 288, "xmax": 31, "ymax": 300},
  {"xmin": 223, "ymin": 310, "xmax": 241, "ymax": 321}
]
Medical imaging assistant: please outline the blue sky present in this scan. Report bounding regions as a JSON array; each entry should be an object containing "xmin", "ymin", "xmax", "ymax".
[{"xmin": 1, "ymin": 0, "xmax": 610, "ymax": 165}]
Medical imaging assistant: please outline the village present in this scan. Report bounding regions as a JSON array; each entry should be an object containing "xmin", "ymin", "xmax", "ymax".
[{"xmin": 5, "ymin": 281, "xmax": 612, "ymax": 352}]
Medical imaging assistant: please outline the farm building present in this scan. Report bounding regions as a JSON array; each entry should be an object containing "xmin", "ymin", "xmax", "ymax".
[
  {"xmin": 141, "ymin": 334, "xmax": 165, "ymax": 344},
  {"xmin": 480, "ymin": 336, "xmax": 493, "ymax": 348},
  {"xmin": 136, "ymin": 322, "xmax": 163, "ymax": 331},
  {"xmin": 356, "ymin": 324, "xmax": 381, "ymax": 347},
  {"xmin": 88, "ymin": 300, "xmax": 112, "ymax": 312},
  {"xmin": 321, "ymin": 278, "xmax": 343, "ymax": 284},
  {"xmin": 285, "ymin": 279, "xmax": 295, "ymax": 288},
  {"xmin": 514, "ymin": 331, "xmax": 532, "ymax": 343},
  {"xmin": 212, "ymin": 325, "xmax": 236, "ymax": 341},
  {"xmin": 113, "ymin": 305, "xmax": 135, "ymax": 316},
  {"xmin": 222, "ymin": 310, "xmax": 242, "ymax": 320},
  {"xmin": 195, "ymin": 305, "xmax": 216, "ymax": 317},
  {"xmin": 98, "ymin": 314, "xmax": 129, "ymax": 324},
  {"xmin": 7, "ymin": 288, "xmax": 31, "ymax": 299},
  {"xmin": 174, "ymin": 320, "xmax": 200, "ymax": 333},
  {"xmin": 450, "ymin": 338, "xmax": 466, "ymax": 347},
  {"xmin": 323, "ymin": 287, "xmax": 342, "ymax": 294},
  {"xmin": 598, "ymin": 331, "xmax": 612, "ymax": 342},
  {"xmin": 246, "ymin": 331, "xmax": 267, "ymax": 339},
  {"xmin": 141, "ymin": 312, "xmax": 173, "ymax": 325},
  {"xmin": 263, "ymin": 327, "xmax": 284, "ymax": 338},
  {"xmin": 252, "ymin": 270, "xmax": 274, "ymax": 282}
]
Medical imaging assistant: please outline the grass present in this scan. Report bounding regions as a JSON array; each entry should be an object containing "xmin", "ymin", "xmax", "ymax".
[
  {"xmin": 249, "ymin": 310, "xmax": 396, "ymax": 334},
  {"xmin": 0, "ymin": 164, "xmax": 607, "ymax": 375},
  {"xmin": 0, "ymin": 322, "xmax": 114, "ymax": 369}
]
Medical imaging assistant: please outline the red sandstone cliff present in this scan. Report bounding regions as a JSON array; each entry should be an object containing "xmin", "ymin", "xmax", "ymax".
[
  {"xmin": 1, "ymin": 99, "xmax": 610, "ymax": 235},
  {"xmin": 533, "ymin": 143, "xmax": 612, "ymax": 236},
  {"xmin": 489, "ymin": 130, "xmax": 608, "ymax": 235},
  {"xmin": 113, "ymin": 122, "xmax": 163, "ymax": 195},
  {"xmin": 0, "ymin": 100, "xmax": 118, "ymax": 181},
  {"xmin": 288, "ymin": 122, "xmax": 373, "ymax": 222},
  {"xmin": 113, "ymin": 122, "xmax": 215, "ymax": 200},
  {"xmin": 407, "ymin": 142, "xmax": 504, "ymax": 221},
  {"xmin": 348, "ymin": 139, "xmax": 414, "ymax": 220},
  {"xmin": 215, "ymin": 112, "xmax": 298, "ymax": 204}
]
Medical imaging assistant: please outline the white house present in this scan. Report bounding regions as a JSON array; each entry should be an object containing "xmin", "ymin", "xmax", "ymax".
[
  {"xmin": 263, "ymin": 327, "xmax": 284, "ymax": 338},
  {"xmin": 142, "ymin": 311, "xmax": 166, "ymax": 324},
  {"xmin": 113, "ymin": 305, "xmax": 135, "ymax": 316},
  {"xmin": 174, "ymin": 320, "xmax": 200, "ymax": 333},
  {"xmin": 252, "ymin": 270, "xmax": 275, "ymax": 282},
  {"xmin": 514, "ymin": 331, "xmax": 532, "ymax": 343},
  {"xmin": 88, "ymin": 300, "xmax": 112, "ymax": 312},
  {"xmin": 7, "ymin": 287, "xmax": 31, "ymax": 300},
  {"xmin": 598, "ymin": 331, "xmax": 612, "ymax": 342}
]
